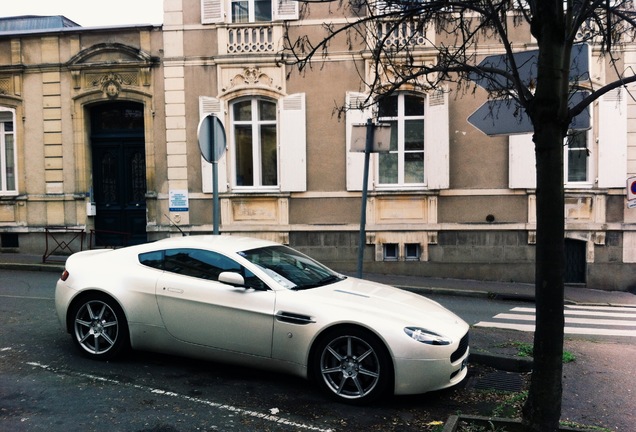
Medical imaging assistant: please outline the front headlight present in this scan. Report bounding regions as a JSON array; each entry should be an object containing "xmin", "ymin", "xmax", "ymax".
[{"xmin": 404, "ymin": 327, "xmax": 452, "ymax": 345}]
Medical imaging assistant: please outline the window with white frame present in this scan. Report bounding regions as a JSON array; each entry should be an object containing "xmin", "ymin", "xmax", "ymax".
[
  {"xmin": 202, "ymin": 0, "xmax": 299, "ymax": 24},
  {"xmin": 345, "ymin": 90, "xmax": 449, "ymax": 191},
  {"xmin": 231, "ymin": 0, "xmax": 272, "ymax": 22},
  {"xmin": 509, "ymin": 89, "xmax": 627, "ymax": 190},
  {"xmin": 0, "ymin": 109, "xmax": 17, "ymax": 195},
  {"xmin": 232, "ymin": 98, "xmax": 278, "ymax": 188},
  {"xmin": 565, "ymin": 130, "xmax": 589, "ymax": 183},
  {"xmin": 377, "ymin": 93, "xmax": 425, "ymax": 186},
  {"xmin": 199, "ymin": 94, "xmax": 307, "ymax": 194}
]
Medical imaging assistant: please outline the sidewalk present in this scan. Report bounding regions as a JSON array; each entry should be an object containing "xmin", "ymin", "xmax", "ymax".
[{"xmin": 2, "ymin": 251, "xmax": 635, "ymax": 306}]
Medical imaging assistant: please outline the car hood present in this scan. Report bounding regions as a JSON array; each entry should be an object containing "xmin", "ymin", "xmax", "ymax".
[{"xmin": 290, "ymin": 276, "xmax": 467, "ymax": 338}]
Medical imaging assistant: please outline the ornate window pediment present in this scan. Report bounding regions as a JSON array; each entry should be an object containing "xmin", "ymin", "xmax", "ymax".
[
  {"xmin": 68, "ymin": 43, "xmax": 157, "ymax": 91},
  {"xmin": 68, "ymin": 43, "xmax": 154, "ymax": 66}
]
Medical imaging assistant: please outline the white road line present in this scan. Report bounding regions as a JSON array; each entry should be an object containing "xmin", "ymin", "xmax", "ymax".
[
  {"xmin": 566, "ymin": 305, "xmax": 636, "ymax": 312},
  {"xmin": 510, "ymin": 307, "xmax": 636, "ymax": 319},
  {"xmin": 476, "ymin": 305, "xmax": 636, "ymax": 337},
  {"xmin": 476, "ymin": 322, "xmax": 536, "ymax": 332},
  {"xmin": 474, "ymin": 322, "xmax": 636, "ymax": 337},
  {"xmin": 493, "ymin": 313, "xmax": 636, "ymax": 327},
  {"xmin": 26, "ymin": 361, "xmax": 334, "ymax": 432}
]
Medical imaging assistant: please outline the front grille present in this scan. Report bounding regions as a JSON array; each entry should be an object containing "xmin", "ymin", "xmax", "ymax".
[{"xmin": 450, "ymin": 331, "xmax": 469, "ymax": 363}]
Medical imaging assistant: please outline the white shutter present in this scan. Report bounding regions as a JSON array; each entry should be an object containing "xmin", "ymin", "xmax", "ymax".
[
  {"xmin": 279, "ymin": 93, "xmax": 307, "ymax": 192},
  {"xmin": 199, "ymin": 96, "xmax": 228, "ymax": 193},
  {"xmin": 346, "ymin": 92, "xmax": 372, "ymax": 191},
  {"xmin": 201, "ymin": 0, "xmax": 225, "ymax": 24},
  {"xmin": 273, "ymin": 0, "xmax": 299, "ymax": 20},
  {"xmin": 424, "ymin": 89, "xmax": 449, "ymax": 189},
  {"xmin": 509, "ymin": 134, "xmax": 536, "ymax": 188},
  {"xmin": 598, "ymin": 88, "xmax": 627, "ymax": 188}
]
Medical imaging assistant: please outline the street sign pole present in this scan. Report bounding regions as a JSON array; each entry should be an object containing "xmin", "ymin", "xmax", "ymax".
[
  {"xmin": 212, "ymin": 160, "xmax": 219, "ymax": 234},
  {"xmin": 198, "ymin": 114, "xmax": 227, "ymax": 235},
  {"xmin": 357, "ymin": 119, "xmax": 374, "ymax": 278}
]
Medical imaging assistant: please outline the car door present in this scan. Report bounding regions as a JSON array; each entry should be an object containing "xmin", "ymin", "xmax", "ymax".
[{"xmin": 155, "ymin": 248, "xmax": 275, "ymax": 357}]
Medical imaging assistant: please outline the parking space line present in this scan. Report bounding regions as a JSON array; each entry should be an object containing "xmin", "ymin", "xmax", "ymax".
[{"xmin": 26, "ymin": 361, "xmax": 334, "ymax": 432}]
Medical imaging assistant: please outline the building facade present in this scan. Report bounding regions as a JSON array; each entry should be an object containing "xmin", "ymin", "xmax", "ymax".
[{"xmin": 1, "ymin": 2, "xmax": 635, "ymax": 291}]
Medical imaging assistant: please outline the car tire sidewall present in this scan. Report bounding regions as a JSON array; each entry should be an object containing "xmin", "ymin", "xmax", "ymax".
[
  {"xmin": 69, "ymin": 293, "xmax": 129, "ymax": 361},
  {"xmin": 311, "ymin": 326, "xmax": 393, "ymax": 404}
]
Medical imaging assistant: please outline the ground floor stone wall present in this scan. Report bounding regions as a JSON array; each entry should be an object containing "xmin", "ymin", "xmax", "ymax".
[{"xmin": 2, "ymin": 229, "xmax": 634, "ymax": 292}]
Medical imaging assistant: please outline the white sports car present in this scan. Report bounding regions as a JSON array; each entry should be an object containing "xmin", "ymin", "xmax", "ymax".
[{"xmin": 55, "ymin": 235, "xmax": 469, "ymax": 404}]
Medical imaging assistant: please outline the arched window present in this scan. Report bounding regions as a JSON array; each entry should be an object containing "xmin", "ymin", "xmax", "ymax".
[
  {"xmin": 199, "ymin": 93, "xmax": 306, "ymax": 193},
  {"xmin": 231, "ymin": 97, "xmax": 278, "ymax": 188},
  {"xmin": 0, "ymin": 108, "xmax": 17, "ymax": 194},
  {"xmin": 345, "ymin": 90, "xmax": 448, "ymax": 191},
  {"xmin": 377, "ymin": 93, "xmax": 425, "ymax": 186}
]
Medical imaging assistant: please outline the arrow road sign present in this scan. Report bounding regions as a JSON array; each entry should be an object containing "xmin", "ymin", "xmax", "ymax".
[
  {"xmin": 468, "ymin": 90, "xmax": 590, "ymax": 136},
  {"xmin": 469, "ymin": 43, "xmax": 589, "ymax": 92},
  {"xmin": 198, "ymin": 114, "xmax": 226, "ymax": 163}
]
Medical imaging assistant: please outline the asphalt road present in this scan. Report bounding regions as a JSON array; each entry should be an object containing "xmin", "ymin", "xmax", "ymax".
[{"xmin": 1, "ymin": 270, "xmax": 634, "ymax": 431}]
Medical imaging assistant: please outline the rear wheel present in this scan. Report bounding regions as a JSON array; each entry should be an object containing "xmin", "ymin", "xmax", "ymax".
[
  {"xmin": 70, "ymin": 293, "xmax": 129, "ymax": 360},
  {"xmin": 312, "ymin": 327, "xmax": 392, "ymax": 404}
]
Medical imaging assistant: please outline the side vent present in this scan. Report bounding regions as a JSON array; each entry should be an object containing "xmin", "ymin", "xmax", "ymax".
[{"xmin": 275, "ymin": 311, "xmax": 315, "ymax": 325}]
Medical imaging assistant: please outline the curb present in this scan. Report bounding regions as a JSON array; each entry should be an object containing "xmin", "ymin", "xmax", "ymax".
[
  {"xmin": 0, "ymin": 262, "xmax": 65, "ymax": 273},
  {"xmin": 469, "ymin": 352, "xmax": 533, "ymax": 373}
]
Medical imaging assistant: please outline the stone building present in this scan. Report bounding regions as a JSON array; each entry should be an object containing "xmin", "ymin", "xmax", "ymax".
[
  {"xmin": 0, "ymin": 15, "xmax": 163, "ymax": 255},
  {"xmin": 1, "ymin": 2, "xmax": 635, "ymax": 290}
]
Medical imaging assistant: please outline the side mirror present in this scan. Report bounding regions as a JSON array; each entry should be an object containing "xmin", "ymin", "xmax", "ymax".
[{"xmin": 218, "ymin": 271, "xmax": 245, "ymax": 287}]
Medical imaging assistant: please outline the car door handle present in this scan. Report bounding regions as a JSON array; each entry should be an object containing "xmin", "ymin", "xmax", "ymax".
[{"xmin": 164, "ymin": 287, "xmax": 184, "ymax": 294}]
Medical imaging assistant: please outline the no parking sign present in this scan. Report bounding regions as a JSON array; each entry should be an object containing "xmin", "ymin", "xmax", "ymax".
[{"xmin": 628, "ymin": 176, "xmax": 636, "ymax": 209}]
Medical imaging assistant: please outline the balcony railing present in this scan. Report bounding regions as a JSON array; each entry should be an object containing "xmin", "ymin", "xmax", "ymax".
[
  {"xmin": 376, "ymin": 19, "xmax": 429, "ymax": 47},
  {"xmin": 224, "ymin": 24, "xmax": 277, "ymax": 54}
]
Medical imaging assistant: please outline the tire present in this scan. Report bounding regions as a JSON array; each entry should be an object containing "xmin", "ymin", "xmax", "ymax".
[
  {"xmin": 312, "ymin": 327, "xmax": 393, "ymax": 404},
  {"xmin": 70, "ymin": 293, "xmax": 129, "ymax": 361}
]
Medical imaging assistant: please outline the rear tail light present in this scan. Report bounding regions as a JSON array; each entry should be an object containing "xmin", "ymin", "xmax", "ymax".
[{"xmin": 60, "ymin": 270, "xmax": 69, "ymax": 281}]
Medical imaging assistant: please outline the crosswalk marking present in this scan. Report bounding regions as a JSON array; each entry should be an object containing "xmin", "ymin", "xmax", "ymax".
[{"xmin": 475, "ymin": 305, "xmax": 636, "ymax": 337}]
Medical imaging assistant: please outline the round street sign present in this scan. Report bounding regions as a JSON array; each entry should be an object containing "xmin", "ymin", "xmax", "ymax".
[{"xmin": 198, "ymin": 114, "xmax": 226, "ymax": 163}]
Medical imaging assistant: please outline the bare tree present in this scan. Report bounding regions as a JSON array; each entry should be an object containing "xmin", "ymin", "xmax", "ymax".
[{"xmin": 281, "ymin": 1, "xmax": 636, "ymax": 431}]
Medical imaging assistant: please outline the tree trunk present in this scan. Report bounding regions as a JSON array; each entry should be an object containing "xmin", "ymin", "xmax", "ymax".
[
  {"xmin": 522, "ymin": 3, "xmax": 567, "ymax": 429},
  {"xmin": 522, "ymin": 120, "xmax": 565, "ymax": 432}
]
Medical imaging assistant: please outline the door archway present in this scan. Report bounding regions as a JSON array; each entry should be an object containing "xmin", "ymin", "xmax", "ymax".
[{"xmin": 90, "ymin": 102, "xmax": 147, "ymax": 246}]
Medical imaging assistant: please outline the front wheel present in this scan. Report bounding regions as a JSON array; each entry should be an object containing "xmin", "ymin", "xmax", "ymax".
[
  {"xmin": 70, "ymin": 294, "xmax": 129, "ymax": 360},
  {"xmin": 312, "ymin": 327, "xmax": 393, "ymax": 404}
]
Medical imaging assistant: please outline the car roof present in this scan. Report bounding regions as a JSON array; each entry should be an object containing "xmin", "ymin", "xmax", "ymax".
[{"xmin": 148, "ymin": 234, "xmax": 279, "ymax": 254}]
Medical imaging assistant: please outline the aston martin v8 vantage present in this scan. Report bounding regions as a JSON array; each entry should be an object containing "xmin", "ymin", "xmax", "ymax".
[{"xmin": 55, "ymin": 235, "xmax": 469, "ymax": 403}]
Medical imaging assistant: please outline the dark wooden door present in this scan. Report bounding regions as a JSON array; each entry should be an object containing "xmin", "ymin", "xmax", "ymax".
[
  {"xmin": 91, "ymin": 103, "xmax": 147, "ymax": 246},
  {"xmin": 564, "ymin": 238, "xmax": 586, "ymax": 284}
]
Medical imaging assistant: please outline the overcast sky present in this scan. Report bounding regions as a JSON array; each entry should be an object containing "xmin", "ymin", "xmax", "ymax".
[{"xmin": 1, "ymin": 0, "xmax": 163, "ymax": 27}]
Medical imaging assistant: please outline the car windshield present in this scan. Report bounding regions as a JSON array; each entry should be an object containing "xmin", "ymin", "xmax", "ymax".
[{"xmin": 238, "ymin": 245, "xmax": 343, "ymax": 290}]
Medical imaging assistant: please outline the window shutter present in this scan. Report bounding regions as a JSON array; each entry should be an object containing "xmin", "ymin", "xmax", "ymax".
[
  {"xmin": 345, "ymin": 92, "xmax": 373, "ymax": 191},
  {"xmin": 509, "ymin": 134, "xmax": 536, "ymax": 188},
  {"xmin": 424, "ymin": 89, "xmax": 449, "ymax": 189},
  {"xmin": 201, "ymin": 0, "xmax": 225, "ymax": 24},
  {"xmin": 598, "ymin": 88, "xmax": 627, "ymax": 188},
  {"xmin": 273, "ymin": 0, "xmax": 299, "ymax": 20},
  {"xmin": 279, "ymin": 93, "xmax": 307, "ymax": 192},
  {"xmin": 199, "ymin": 96, "xmax": 228, "ymax": 193}
]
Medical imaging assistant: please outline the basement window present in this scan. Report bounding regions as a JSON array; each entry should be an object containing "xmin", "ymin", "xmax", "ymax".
[
  {"xmin": 405, "ymin": 243, "xmax": 420, "ymax": 261},
  {"xmin": 383, "ymin": 243, "xmax": 399, "ymax": 261}
]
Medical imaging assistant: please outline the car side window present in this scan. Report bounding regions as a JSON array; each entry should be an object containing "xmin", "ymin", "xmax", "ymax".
[
  {"xmin": 139, "ymin": 250, "xmax": 164, "ymax": 270},
  {"xmin": 163, "ymin": 248, "xmax": 266, "ymax": 290}
]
